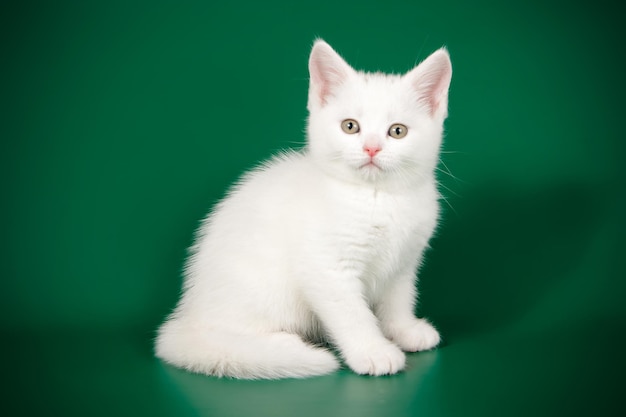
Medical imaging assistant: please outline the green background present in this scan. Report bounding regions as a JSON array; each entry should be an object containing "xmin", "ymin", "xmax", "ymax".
[{"xmin": 2, "ymin": 0, "xmax": 624, "ymax": 416}]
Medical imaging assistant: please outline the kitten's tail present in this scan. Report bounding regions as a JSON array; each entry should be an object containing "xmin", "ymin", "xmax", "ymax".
[{"xmin": 155, "ymin": 319, "xmax": 339, "ymax": 379}]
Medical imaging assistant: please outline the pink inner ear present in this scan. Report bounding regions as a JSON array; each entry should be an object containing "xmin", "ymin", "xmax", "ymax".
[
  {"xmin": 309, "ymin": 42, "xmax": 352, "ymax": 105},
  {"xmin": 429, "ymin": 65, "xmax": 452, "ymax": 111},
  {"xmin": 411, "ymin": 50, "xmax": 452, "ymax": 116},
  {"xmin": 310, "ymin": 59, "xmax": 338, "ymax": 104}
]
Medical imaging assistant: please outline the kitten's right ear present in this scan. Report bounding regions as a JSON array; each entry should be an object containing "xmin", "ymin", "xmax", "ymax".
[
  {"xmin": 406, "ymin": 48, "xmax": 452, "ymax": 119},
  {"xmin": 308, "ymin": 40, "xmax": 354, "ymax": 109}
]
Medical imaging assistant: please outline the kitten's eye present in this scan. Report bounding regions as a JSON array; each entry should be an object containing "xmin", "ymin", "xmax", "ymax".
[
  {"xmin": 341, "ymin": 119, "xmax": 360, "ymax": 134},
  {"xmin": 388, "ymin": 123, "xmax": 408, "ymax": 139}
]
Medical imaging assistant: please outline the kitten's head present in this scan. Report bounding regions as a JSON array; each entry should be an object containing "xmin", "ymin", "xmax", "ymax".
[{"xmin": 306, "ymin": 40, "xmax": 452, "ymax": 186}]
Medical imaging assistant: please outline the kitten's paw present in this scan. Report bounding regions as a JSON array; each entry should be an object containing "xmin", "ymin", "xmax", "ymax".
[
  {"xmin": 343, "ymin": 340, "xmax": 406, "ymax": 376},
  {"xmin": 391, "ymin": 318, "xmax": 440, "ymax": 352}
]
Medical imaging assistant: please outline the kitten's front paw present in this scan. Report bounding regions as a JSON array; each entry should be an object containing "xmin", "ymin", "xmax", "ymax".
[
  {"xmin": 391, "ymin": 318, "xmax": 440, "ymax": 352},
  {"xmin": 344, "ymin": 340, "xmax": 406, "ymax": 376}
]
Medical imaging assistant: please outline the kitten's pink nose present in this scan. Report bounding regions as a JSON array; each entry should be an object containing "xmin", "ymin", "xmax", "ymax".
[{"xmin": 364, "ymin": 145, "xmax": 381, "ymax": 157}]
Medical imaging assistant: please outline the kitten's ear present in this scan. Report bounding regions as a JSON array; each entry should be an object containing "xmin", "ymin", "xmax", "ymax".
[
  {"xmin": 308, "ymin": 40, "xmax": 354, "ymax": 109},
  {"xmin": 406, "ymin": 48, "xmax": 452, "ymax": 119}
]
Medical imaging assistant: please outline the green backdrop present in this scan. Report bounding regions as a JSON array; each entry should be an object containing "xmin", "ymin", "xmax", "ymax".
[{"xmin": 2, "ymin": 0, "xmax": 624, "ymax": 416}]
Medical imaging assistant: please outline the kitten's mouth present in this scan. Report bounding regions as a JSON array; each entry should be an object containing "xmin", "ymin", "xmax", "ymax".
[{"xmin": 360, "ymin": 160, "xmax": 382, "ymax": 170}]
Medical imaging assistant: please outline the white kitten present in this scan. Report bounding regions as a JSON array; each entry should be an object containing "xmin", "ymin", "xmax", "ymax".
[{"xmin": 155, "ymin": 40, "xmax": 452, "ymax": 379}]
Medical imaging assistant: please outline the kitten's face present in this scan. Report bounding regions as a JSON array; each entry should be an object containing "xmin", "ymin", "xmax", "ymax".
[
  {"xmin": 308, "ymin": 73, "xmax": 444, "ymax": 183},
  {"xmin": 306, "ymin": 41, "xmax": 451, "ymax": 185}
]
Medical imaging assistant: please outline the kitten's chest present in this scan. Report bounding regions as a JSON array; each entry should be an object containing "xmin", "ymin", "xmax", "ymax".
[{"xmin": 326, "ymin": 184, "xmax": 436, "ymax": 274}]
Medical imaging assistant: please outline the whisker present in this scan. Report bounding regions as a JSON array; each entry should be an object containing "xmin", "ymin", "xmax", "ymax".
[
  {"xmin": 437, "ymin": 157, "xmax": 472, "ymax": 186},
  {"xmin": 437, "ymin": 180, "xmax": 461, "ymax": 198},
  {"xmin": 439, "ymin": 193, "xmax": 457, "ymax": 215},
  {"xmin": 436, "ymin": 166, "xmax": 468, "ymax": 185}
]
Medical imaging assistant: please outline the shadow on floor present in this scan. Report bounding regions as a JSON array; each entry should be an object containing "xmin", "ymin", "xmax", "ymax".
[{"xmin": 419, "ymin": 179, "xmax": 614, "ymax": 343}]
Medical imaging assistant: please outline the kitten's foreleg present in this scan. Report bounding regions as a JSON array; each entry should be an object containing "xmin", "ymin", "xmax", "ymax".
[
  {"xmin": 376, "ymin": 272, "xmax": 440, "ymax": 352},
  {"xmin": 302, "ymin": 270, "xmax": 406, "ymax": 376}
]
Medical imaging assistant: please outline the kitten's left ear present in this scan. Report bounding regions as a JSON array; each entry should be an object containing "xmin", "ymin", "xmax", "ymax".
[
  {"xmin": 308, "ymin": 40, "xmax": 355, "ymax": 109},
  {"xmin": 406, "ymin": 48, "xmax": 452, "ymax": 119}
]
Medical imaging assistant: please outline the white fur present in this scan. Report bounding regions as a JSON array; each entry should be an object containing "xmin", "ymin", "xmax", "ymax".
[{"xmin": 155, "ymin": 40, "xmax": 452, "ymax": 379}]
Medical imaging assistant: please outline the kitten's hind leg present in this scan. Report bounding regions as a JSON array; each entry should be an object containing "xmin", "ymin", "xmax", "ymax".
[
  {"xmin": 377, "ymin": 273, "xmax": 441, "ymax": 352},
  {"xmin": 155, "ymin": 319, "xmax": 339, "ymax": 379}
]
